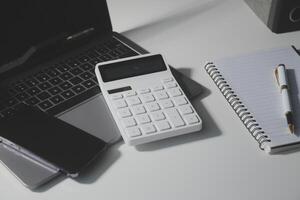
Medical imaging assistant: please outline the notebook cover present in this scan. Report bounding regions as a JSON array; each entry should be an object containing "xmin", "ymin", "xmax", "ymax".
[{"xmin": 205, "ymin": 46, "xmax": 300, "ymax": 154}]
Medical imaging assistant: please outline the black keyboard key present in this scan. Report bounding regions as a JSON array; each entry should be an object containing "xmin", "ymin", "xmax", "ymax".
[
  {"xmin": 14, "ymin": 103, "xmax": 27, "ymax": 111},
  {"xmin": 59, "ymin": 82, "xmax": 72, "ymax": 90},
  {"xmin": 69, "ymin": 77, "xmax": 83, "ymax": 85},
  {"xmin": 27, "ymin": 87, "xmax": 41, "ymax": 96},
  {"xmin": 3, "ymin": 98, "xmax": 19, "ymax": 107},
  {"xmin": 14, "ymin": 83, "xmax": 28, "ymax": 92},
  {"xmin": 15, "ymin": 92, "xmax": 29, "ymax": 101},
  {"xmin": 66, "ymin": 60, "xmax": 80, "ymax": 68},
  {"xmin": 89, "ymin": 68, "xmax": 96, "ymax": 74},
  {"xmin": 72, "ymin": 85, "xmax": 86, "ymax": 94},
  {"xmin": 79, "ymin": 63, "xmax": 93, "ymax": 71},
  {"xmin": 70, "ymin": 68, "xmax": 83, "ymax": 76},
  {"xmin": 46, "ymin": 68, "xmax": 61, "ymax": 77},
  {"xmin": 49, "ymin": 77, "xmax": 63, "ymax": 85},
  {"xmin": 36, "ymin": 73, "xmax": 50, "ymax": 82},
  {"xmin": 109, "ymin": 51, "xmax": 119, "ymax": 57},
  {"xmin": 25, "ymin": 96, "xmax": 40, "ymax": 105},
  {"xmin": 119, "ymin": 51, "xmax": 137, "ymax": 58},
  {"xmin": 96, "ymin": 46, "xmax": 109, "ymax": 54},
  {"xmin": 90, "ymin": 58, "xmax": 101, "ymax": 65},
  {"xmin": 78, "ymin": 56, "xmax": 90, "ymax": 63},
  {"xmin": 114, "ymin": 48, "xmax": 124, "ymax": 56},
  {"xmin": 60, "ymin": 72, "xmax": 73, "ymax": 80},
  {"xmin": 82, "ymin": 80, "xmax": 96, "ymax": 88},
  {"xmin": 48, "ymin": 87, "xmax": 62, "ymax": 95},
  {"xmin": 80, "ymin": 72, "xmax": 94, "ymax": 80},
  {"xmin": 46, "ymin": 86, "xmax": 100, "ymax": 115},
  {"xmin": 105, "ymin": 40, "xmax": 119, "ymax": 49},
  {"xmin": 25, "ymin": 78, "xmax": 39, "ymax": 87},
  {"xmin": 61, "ymin": 90, "xmax": 75, "ymax": 99},
  {"xmin": 100, "ymin": 55, "xmax": 112, "ymax": 61},
  {"xmin": 50, "ymin": 95, "xmax": 64, "ymax": 104},
  {"xmin": 118, "ymin": 45, "xmax": 131, "ymax": 54},
  {"xmin": 56, "ymin": 64, "xmax": 70, "ymax": 73},
  {"xmin": 1, "ymin": 108, "xmax": 16, "ymax": 117},
  {"xmin": 87, "ymin": 51, "xmax": 99, "ymax": 59},
  {"xmin": 38, "ymin": 100, "xmax": 53, "ymax": 110},
  {"xmin": 37, "ymin": 91, "xmax": 51, "ymax": 101},
  {"xmin": 38, "ymin": 82, "xmax": 52, "ymax": 90},
  {"xmin": 92, "ymin": 77, "xmax": 98, "ymax": 82}
]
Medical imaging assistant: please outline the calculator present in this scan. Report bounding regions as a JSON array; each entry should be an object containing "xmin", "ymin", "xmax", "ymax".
[{"xmin": 95, "ymin": 54, "xmax": 202, "ymax": 145}]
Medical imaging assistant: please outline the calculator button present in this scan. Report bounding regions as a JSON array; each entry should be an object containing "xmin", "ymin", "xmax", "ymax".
[
  {"xmin": 124, "ymin": 91, "xmax": 137, "ymax": 97},
  {"xmin": 118, "ymin": 108, "xmax": 132, "ymax": 118},
  {"xmin": 178, "ymin": 105, "xmax": 194, "ymax": 115},
  {"xmin": 150, "ymin": 111, "xmax": 166, "ymax": 121},
  {"xmin": 165, "ymin": 82, "xmax": 177, "ymax": 89},
  {"xmin": 132, "ymin": 105, "xmax": 146, "ymax": 115},
  {"xmin": 152, "ymin": 85, "xmax": 164, "ymax": 91},
  {"xmin": 141, "ymin": 94, "xmax": 155, "ymax": 103},
  {"xmin": 164, "ymin": 108, "xmax": 185, "ymax": 128},
  {"xmin": 136, "ymin": 114, "xmax": 151, "ymax": 124},
  {"xmin": 146, "ymin": 102, "xmax": 161, "ymax": 112},
  {"xmin": 168, "ymin": 88, "xmax": 182, "ymax": 97},
  {"xmin": 173, "ymin": 96, "xmax": 188, "ymax": 106},
  {"xmin": 126, "ymin": 127, "xmax": 141, "ymax": 137},
  {"xmin": 111, "ymin": 94, "xmax": 123, "ymax": 100},
  {"xmin": 114, "ymin": 99, "xmax": 127, "ymax": 108},
  {"xmin": 154, "ymin": 91, "xmax": 169, "ymax": 100},
  {"xmin": 126, "ymin": 97, "xmax": 141, "ymax": 106},
  {"xmin": 141, "ymin": 124, "xmax": 157, "ymax": 134},
  {"xmin": 184, "ymin": 114, "xmax": 199, "ymax": 125},
  {"xmin": 160, "ymin": 100, "xmax": 174, "ymax": 109},
  {"xmin": 139, "ymin": 88, "xmax": 151, "ymax": 94},
  {"xmin": 122, "ymin": 117, "xmax": 137, "ymax": 127},
  {"xmin": 162, "ymin": 77, "xmax": 173, "ymax": 83},
  {"xmin": 156, "ymin": 121, "xmax": 171, "ymax": 131}
]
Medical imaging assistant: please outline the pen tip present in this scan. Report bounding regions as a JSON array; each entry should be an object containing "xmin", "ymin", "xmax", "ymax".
[{"xmin": 289, "ymin": 124, "xmax": 295, "ymax": 134}]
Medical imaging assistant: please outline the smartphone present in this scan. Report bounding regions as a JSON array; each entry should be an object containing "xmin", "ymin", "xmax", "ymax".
[{"xmin": 0, "ymin": 105, "xmax": 107, "ymax": 177}]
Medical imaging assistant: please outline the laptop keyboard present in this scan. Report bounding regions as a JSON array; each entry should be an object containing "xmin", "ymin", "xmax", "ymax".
[{"xmin": 0, "ymin": 38, "xmax": 138, "ymax": 118}]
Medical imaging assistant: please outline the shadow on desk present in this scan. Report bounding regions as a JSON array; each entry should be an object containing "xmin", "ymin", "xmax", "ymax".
[
  {"xmin": 34, "ymin": 143, "xmax": 122, "ymax": 191},
  {"xmin": 176, "ymin": 67, "xmax": 210, "ymax": 100},
  {"xmin": 135, "ymin": 89, "xmax": 221, "ymax": 152},
  {"xmin": 74, "ymin": 142, "xmax": 122, "ymax": 184}
]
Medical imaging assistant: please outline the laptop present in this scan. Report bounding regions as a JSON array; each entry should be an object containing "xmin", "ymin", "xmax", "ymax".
[{"xmin": 0, "ymin": 0, "xmax": 202, "ymax": 189}]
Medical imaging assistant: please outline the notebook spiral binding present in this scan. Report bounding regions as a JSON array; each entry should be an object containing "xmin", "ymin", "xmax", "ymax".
[{"xmin": 204, "ymin": 62, "xmax": 271, "ymax": 150}]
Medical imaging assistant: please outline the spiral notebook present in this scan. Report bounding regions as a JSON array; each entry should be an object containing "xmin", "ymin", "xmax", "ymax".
[{"xmin": 205, "ymin": 46, "xmax": 300, "ymax": 154}]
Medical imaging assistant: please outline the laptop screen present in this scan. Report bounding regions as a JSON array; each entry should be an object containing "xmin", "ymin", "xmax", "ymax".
[{"xmin": 0, "ymin": 0, "xmax": 112, "ymax": 73}]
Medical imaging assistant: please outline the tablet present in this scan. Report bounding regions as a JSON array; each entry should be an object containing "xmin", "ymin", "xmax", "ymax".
[{"xmin": 0, "ymin": 105, "xmax": 107, "ymax": 177}]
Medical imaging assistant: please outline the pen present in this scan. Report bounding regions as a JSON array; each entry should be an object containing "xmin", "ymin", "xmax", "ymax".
[{"xmin": 274, "ymin": 64, "xmax": 295, "ymax": 134}]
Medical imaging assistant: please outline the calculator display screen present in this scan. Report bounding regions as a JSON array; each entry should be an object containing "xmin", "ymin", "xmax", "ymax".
[{"xmin": 99, "ymin": 55, "xmax": 167, "ymax": 82}]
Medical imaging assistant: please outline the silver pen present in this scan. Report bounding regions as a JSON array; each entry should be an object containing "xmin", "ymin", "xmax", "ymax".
[{"xmin": 274, "ymin": 64, "xmax": 295, "ymax": 134}]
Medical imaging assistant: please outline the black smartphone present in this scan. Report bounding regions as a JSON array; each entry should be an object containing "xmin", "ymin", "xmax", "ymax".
[{"xmin": 0, "ymin": 105, "xmax": 107, "ymax": 177}]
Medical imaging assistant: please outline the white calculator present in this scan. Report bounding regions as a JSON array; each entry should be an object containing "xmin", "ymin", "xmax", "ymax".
[{"xmin": 95, "ymin": 54, "xmax": 202, "ymax": 145}]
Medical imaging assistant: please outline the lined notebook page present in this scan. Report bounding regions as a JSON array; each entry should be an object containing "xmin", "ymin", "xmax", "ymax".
[{"xmin": 214, "ymin": 47, "xmax": 300, "ymax": 150}]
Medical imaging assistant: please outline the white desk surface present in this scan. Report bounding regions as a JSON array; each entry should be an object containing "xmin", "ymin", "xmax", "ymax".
[{"xmin": 2, "ymin": 0, "xmax": 300, "ymax": 199}]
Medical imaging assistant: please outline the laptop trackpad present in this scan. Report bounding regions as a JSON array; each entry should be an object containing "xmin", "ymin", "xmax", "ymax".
[{"xmin": 58, "ymin": 94, "xmax": 121, "ymax": 144}]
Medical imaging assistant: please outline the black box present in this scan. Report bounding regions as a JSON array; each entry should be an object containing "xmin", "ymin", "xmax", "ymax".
[{"xmin": 245, "ymin": 0, "xmax": 300, "ymax": 33}]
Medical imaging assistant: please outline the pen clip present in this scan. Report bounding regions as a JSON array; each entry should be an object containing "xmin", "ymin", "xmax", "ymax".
[{"xmin": 274, "ymin": 67, "xmax": 280, "ymax": 86}]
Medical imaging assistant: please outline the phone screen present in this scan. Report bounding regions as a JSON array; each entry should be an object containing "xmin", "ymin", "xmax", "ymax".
[{"xmin": 0, "ymin": 105, "xmax": 107, "ymax": 176}]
